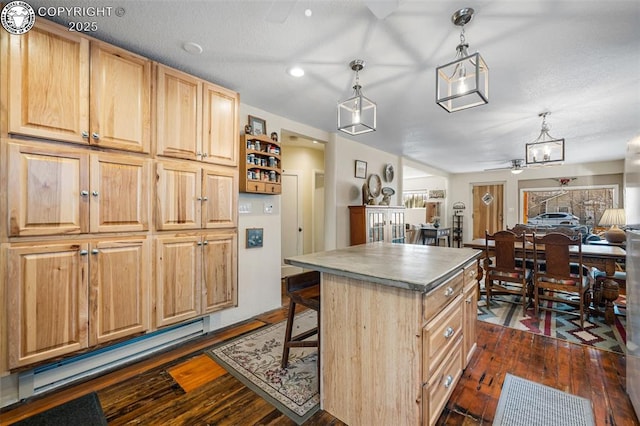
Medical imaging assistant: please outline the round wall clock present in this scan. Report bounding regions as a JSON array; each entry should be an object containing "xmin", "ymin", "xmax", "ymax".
[{"xmin": 384, "ymin": 163, "xmax": 394, "ymax": 182}]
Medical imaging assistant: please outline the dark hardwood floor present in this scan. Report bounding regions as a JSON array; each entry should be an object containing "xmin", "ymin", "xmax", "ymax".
[{"xmin": 1, "ymin": 302, "xmax": 638, "ymax": 426}]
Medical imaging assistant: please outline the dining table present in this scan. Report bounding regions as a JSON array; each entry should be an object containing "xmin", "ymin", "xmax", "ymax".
[{"xmin": 464, "ymin": 238, "xmax": 626, "ymax": 282}]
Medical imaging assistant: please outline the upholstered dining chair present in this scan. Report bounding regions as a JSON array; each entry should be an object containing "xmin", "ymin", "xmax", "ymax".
[
  {"xmin": 485, "ymin": 230, "xmax": 532, "ymax": 315},
  {"xmin": 532, "ymin": 232, "xmax": 592, "ymax": 329},
  {"xmin": 281, "ymin": 270, "xmax": 320, "ymax": 369}
]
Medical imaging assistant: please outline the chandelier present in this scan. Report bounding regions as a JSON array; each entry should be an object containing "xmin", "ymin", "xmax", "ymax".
[
  {"xmin": 337, "ymin": 59, "xmax": 377, "ymax": 135},
  {"xmin": 525, "ymin": 112, "xmax": 565, "ymax": 166},
  {"xmin": 436, "ymin": 8, "xmax": 489, "ymax": 113}
]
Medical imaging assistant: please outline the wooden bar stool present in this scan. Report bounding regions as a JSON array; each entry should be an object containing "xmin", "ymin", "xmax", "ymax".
[{"xmin": 281, "ymin": 270, "xmax": 320, "ymax": 369}]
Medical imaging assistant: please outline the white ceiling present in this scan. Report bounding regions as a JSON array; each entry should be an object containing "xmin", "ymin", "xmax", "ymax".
[{"xmin": 32, "ymin": 0, "xmax": 640, "ymax": 173}]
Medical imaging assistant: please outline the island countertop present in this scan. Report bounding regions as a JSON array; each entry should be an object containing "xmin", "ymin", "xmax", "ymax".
[{"xmin": 285, "ymin": 242, "xmax": 481, "ymax": 293}]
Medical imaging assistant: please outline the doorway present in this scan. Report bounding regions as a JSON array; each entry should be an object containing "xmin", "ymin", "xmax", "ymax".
[
  {"xmin": 281, "ymin": 170, "xmax": 303, "ymax": 278},
  {"xmin": 472, "ymin": 183, "xmax": 504, "ymax": 238}
]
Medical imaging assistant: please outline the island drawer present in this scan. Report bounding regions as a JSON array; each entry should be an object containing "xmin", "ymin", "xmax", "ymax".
[
  {"xmin": 423, "ymin": 337, "xmax": 463, "ymax": 426},
  {"xmin": 423, "ymin": 294, "xmax": 463, "ymax": 380},
  {"xmin": 463, "ymin": 260, "xmax": 478, "ymax": 286},
  {"xmin": 423, "ymin": 269, "xmax": 463, "ymax": 323}
]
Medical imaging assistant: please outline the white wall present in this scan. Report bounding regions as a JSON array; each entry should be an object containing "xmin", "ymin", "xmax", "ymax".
[{"xmin": 449, "ymin": 160, "xmax": 625, "ymax": 243}]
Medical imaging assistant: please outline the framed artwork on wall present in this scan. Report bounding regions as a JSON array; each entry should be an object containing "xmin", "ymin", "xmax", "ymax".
[
  {"xmin": 246, "ymin": 228, "xmax": 264, "ymax": 248},
  {"xmin": 248, "ymin": 115, "xmax": 266, "ymax": 135},
  {"xmin": 355, "ymin": 160, "xmax": 367, "ymax": 179}
]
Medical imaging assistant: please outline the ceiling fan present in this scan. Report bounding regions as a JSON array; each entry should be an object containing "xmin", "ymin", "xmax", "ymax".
[{"xmin": 484, "ymin": 159, "xmax": 526, "ymax": 174}]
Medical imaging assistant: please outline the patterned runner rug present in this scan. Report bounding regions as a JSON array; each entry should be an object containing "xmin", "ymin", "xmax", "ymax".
[
  {"xmin": 478, "ymin": 293, "xmax": 626, "ymax": 354},
  {"xmin": 206, "ymin": 310, "xmax": 319, "ymax": 425},
  {"xmin": 494, "ymin": 373, "xmax": 595, "ymax": 426}
]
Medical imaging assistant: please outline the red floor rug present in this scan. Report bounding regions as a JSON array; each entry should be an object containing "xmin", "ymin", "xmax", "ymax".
[{"xmin": 478, "ymin": 294, "xmax": 626, "ymax": 354}]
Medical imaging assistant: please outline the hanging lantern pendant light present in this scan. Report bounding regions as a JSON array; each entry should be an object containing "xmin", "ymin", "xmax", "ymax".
[
  {"xmin": 337, "ymin": 59, "xmax": 377, "ymax": 135},
  {"xmin": 525, "ymin": 112, "xmax": 565, "ymax": 166},
  {"xmin": 436, "ymin": 7, "xmax": 489, "ymax": 113}
]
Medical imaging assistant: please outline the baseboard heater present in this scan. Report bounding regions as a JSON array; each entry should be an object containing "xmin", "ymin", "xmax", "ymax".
[{"xmin": 22, "ymin": 319, "xmax": 205, "ymax": 398}]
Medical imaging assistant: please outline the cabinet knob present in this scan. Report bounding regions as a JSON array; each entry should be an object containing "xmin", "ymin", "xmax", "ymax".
[
  {"xmin": 92, "ymin": 191, "xmax": 99, "ymax": 197},
  {"xmin": 91, "ymin": 249, "xmax": 99, "ymax": 254},
  {"xmin": 444, "ymin": 326, "xmax": 455, "ymax": 338},
  {"xmin": 203, "ymin": 240, "xmax": 208, "ymax": 245},
  {"xmin": 92, "ymin": 133, "xmax": 99, "ymax": 140},
  {"xmin": 444, "ymin": 286, "xmax": 454, "ymax": 297},
  {"xmin": 79, "ymin": 250, "xmax": 88, "ymax": 255},
  {"xmin": 82, "ymin": 131, "xmax": 89, "ymax": 138},
  {"xmin": 81, "ymin": 190, "xmax": 89, "ymax": 196},
  {"xmin": 202, "ymin": 152, "xmax": 208, "ymax": 158},
  {"xmin": 202, "ymin": 196, "xmax": 208, "ymax": 201},
  {"xmin": 443, "ymin": 375, "xmax": 454, "ymax": 388},
  {"xmin": 197, "ymin": 241, "xmax": 203, "ymax": 246},
  {"xmin": 197, "ymin": 196, "xmax": 202, "ymax": 201},
  {"xmin": 197, "ymin": 151, "xmax": 202, "ymax": 157}
]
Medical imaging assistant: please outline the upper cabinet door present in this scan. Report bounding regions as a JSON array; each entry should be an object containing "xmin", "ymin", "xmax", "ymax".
[
  {"xmin": 155, "ymin": 160, "xmax": 202, "ymax": 230},
  {"xmin": 202, "ymin": 165, "xmax": 238, "ymax": 228},
  {"xmin": 7, "ymin": 142, "xmax": 89, "ymax": 237},
  {"xmin": 8, "ymin": 21, "xmax": 89, "ymax": 143},
  {"xmin": 90, "ymin": 42, "xmax": 151, "ymax": 153},
  {"xmin": 155, "ymin": 64, "xmax": 202, "ymax": 160},
  {"xmin": 202, "ymin": 83, "xmax": 238, "ymax": 166},
  {"xmin": 90, "ymin": 153, "xmax": 150, "ymax": 233}
]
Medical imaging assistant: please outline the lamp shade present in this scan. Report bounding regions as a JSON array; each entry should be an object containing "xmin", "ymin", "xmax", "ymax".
[{"xmin": 599, "ymin": 208, "xmax": 626, "ymax": 243}]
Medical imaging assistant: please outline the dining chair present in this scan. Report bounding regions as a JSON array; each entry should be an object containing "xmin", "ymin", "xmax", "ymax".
[
  {"xmin": 485, "ymin": 230, "xmax": 532, "ymax": 315},
  {"xmin": 532, "ymin": 232, "xmax": 592, "ymax": 329},
  {"xmin": 281, "ymin": 270, "xmax": 320, "ymax": 369}
]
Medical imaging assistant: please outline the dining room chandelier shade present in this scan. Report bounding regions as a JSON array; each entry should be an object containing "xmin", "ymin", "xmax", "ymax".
[
  {"xmin": 337, "ymin": 59, "xmax": 376, "ymax": 135},
  {"xmin": 436, "ymin": 8, "xmax": 489, "ymax": 113},
  {"xmin": 525, "ymin": 112, "xmax": 565, "ymax": 166}
]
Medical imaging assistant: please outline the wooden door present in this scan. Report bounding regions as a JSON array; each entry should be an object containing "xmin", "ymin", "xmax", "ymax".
[
  {"xmin": 201, "ymin": 165, "xmax": 238, "ymax": 228},
  {"xmin": 90, "ymin": 42, "xmax": 151, "ymax": 152},
  {"xmin": 202, "ymin": 83, "xmax": 238, "ymax": 166},
  {"xmin": 7, "ymin": 21, "xmax": 89, "ymax": 143},
  {"xmin": 202, "ymin": 231, "xmax": 237, "ymax": 314},
  {"xmin": 7, "ymin": 243, "xmax": 89, "ymax": 368},
  {"xmin": 89, "ymin": 239, "xmax": 150, "ymax": 345},
  {"xmin": 90, "ymin": 153, "xmax": 150, "ymax": 232},
  {"xmin": 155, "ymin": 160, "xmax": 202, "ymax": 230},
  {"xmin": 472, "ymin": 184, "xmax": 504, "ymax": 239},
  {"xmin": 155, "ymin": 235, "xmax": 201, "ymax": 327},
  {"xmin": 155, "ymin": 64, "xmax": 202, "ymax": 160},
  {"xmin": 7, "ymin": 142, "xmax": 89, "ymax": 236}
]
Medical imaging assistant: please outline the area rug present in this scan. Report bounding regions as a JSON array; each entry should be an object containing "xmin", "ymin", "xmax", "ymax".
[
  {"xmin": 478, "ymin": 294, "xmax": 626, "ymax": 354},
  {"xmin": 206, "ymin": 310, "xmax": 319, "ymax": 425},
  {"xmin": 493, "ymin": 373, "xmax": 595, "ymax": 426},
  {"xmin": 11, "ymin": 392, "xmax": 107, "ymax": 426}
]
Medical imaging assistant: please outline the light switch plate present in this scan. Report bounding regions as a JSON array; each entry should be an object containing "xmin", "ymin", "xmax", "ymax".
[
  {"xmin": 264, "ymin": 202, "xmax": 273, "ymax": 214},
  {"xmin": 239, "ymin": 203, "xmax": 252, "ymax": 214}
]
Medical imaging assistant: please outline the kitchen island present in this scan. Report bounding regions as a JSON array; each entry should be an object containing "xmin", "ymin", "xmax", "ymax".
[{"xmin": 285, "ymin": 242, "xmax": 481, "ymax": 426}]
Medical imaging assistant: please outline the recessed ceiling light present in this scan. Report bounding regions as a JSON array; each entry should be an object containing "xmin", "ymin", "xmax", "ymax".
[
  {"xmin": 304, "ymin": 8, "xmax": 312, "ymax": 17},
  {"xmin": 287, "ymin": 66, "xmax": 305, "ymax": 77},
  {"xmin": 183, "ymin": 42, "xmax": 203, "ymax": 54}
]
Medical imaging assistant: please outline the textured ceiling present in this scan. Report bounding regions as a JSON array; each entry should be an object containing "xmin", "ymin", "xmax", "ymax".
[{"xmin": 30, "ymin": 0, "xmax": 640, "ymax": 173}]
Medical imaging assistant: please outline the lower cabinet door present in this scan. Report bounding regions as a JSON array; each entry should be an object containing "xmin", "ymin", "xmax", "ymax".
[
  {"xmin": 463, "ymin": 281, "xmax": 478, "ymax": 366},
  {"xmin": 89, "ymin": 238, "xmax": 150, "ymax": 345},
  {"xmin": 7, "ymin": 243, "xmax": 89, "ymax": 368},
  {"xmin": 155, "ymin": 235, "xmax": 201, "ymax": 327},
  {"xmin": 201, "ymin": 231, "xmax": 237, "ymax": 313}
]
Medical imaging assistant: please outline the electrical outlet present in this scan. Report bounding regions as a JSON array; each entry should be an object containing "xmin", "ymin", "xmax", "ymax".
[{"xmin": 264, "ymin": 202, "xmax": 273, "ymax": 214}]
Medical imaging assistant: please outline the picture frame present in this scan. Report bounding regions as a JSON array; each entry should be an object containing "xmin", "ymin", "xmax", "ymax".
[
  {"xmin": 429, "ymin": 189, "xmax": 446, "ymax": 199},
  {"xmin": 248, "ymin": 115, "xmax": 266, "ymax": 135},
  {"xmin": 355, "ymin": 160, "xmax": 367, "ymax": 179},
  {"xmin": 246, "ymin": 228, "xmax": 264, "ymax": 248}
]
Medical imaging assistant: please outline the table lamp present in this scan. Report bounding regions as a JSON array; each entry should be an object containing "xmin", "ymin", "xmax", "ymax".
[{"xmin": 598, "ymin": 208, "xmax": 626, "ymax": 243}]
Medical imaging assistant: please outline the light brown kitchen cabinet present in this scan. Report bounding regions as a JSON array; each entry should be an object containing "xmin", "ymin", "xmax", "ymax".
[
  {"xmin": 155, "ymin": 231, "xmax": 237, "ymax": 328},
  {"xmin": 155, "ymin": 65, "xmax": 239, "ymax": 166},
  {"xmin": 203, "ymin": 83, "xmax": 239, "ymax": 166},
  {"xmin": 462, "ymin": 262, "xmax": 478, "ymax": 365},
  {"xmin": 6, "ymin": 20, "xmax": 151, "ymax": 152},
  {"xmin": 7, "ymin": 142, "xmax": 150, "ymax": 237},
  {"xmin": 348, "ymin": 205, "xmax": 405, "ymax": 245},
  {"xmin": 6, "ymin": 243, "xmax": 89, "ymax": 368},
  {"xmin": 155, "ymin": 160, "xmax": 237, "ymax": 231},
  {"xmin": 6, "ymin": 238, "xmax": 151, "ymax": 369},
  {"xmin": 89, "ymin": 238, "xmax": 151, "ymax": 346}
]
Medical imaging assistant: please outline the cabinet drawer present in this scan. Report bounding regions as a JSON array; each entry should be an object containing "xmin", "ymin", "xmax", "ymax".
[
  {"xmin": 265, "ymin": 183, "xmax": 281, "ymax": 194},
  {"xmin": 423, "ymin": 295, "xmax": 463, "ymax": 380},
  {"xmin": 423, "ymin": 337, "xmax": 463, "ymax": 426},
  {"xmin": 245, "ymin": 181, "xmax": 266, "ymax": 193},
  {"xmin": 463, "ymin": 261, "xmax": 478, "ymax": 286},
  {"xmin": 423, "ymin": 270, "xmax": 463, "ymax": 323}
]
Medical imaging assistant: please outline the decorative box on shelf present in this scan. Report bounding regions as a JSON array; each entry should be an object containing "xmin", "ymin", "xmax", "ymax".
[{"xmin": 240, "ymin": 134, "xmax": 282, "ymax": 194}]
